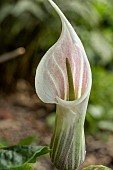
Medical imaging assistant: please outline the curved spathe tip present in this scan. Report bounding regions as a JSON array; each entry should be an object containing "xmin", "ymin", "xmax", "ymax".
[{"xmin": 35, "ymin": 0, "xmax": 92, "ymax": 105}]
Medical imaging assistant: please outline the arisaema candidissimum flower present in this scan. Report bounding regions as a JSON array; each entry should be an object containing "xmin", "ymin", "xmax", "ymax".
[{"xmin": 35, "ymin": 0, "xmax": 92, "ymax": 170}]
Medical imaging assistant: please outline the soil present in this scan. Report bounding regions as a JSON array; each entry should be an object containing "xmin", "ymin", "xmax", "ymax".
[{"xmin": 0, "ymin": 79, "xmax": 113, "ymax": 170}]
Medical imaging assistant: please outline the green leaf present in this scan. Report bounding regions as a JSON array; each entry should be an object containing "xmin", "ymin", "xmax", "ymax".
[
  {"xmin": 0, "ymin": 137, "xmax": 9, "ymax": 146},
  {"xmin": 0, "ymin": 144, "xmax": 5, "ymax": 148},
  {"xmin": 82, "ymin": 165, "xmax": 112, "ymax": 170},
  {"xmin": 18, "ymin": 136, "xmax": 38, "ymax": 145},
  {"xmin": 0, "ymin": 145, "xmax": 50, "ymax": 169}
]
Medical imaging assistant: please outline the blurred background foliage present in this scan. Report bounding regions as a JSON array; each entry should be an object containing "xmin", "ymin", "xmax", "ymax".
[{"xmin": 0, "ymin": 0, "xmax": 113, "ymax": 135}]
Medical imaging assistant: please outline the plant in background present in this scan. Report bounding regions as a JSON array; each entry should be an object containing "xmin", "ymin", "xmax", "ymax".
[{"xmin": 35, "ymin": 0, "xmax": 92, "ymax": 169}]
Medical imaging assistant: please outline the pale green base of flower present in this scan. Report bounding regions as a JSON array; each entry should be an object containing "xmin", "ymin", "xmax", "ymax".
[{"xmin": 50, "ymin": 104, "xmax": 86, "ymax": 170}]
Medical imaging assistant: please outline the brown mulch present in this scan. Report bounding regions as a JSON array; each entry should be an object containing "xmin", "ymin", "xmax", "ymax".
[{"xmin": 0, "ymin": 79, "xmax": 113, "ymax": 170}]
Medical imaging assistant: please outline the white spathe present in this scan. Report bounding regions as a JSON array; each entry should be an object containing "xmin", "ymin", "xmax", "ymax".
[{"xmin": 35, "ymin": 0, "xmax": 92, "ymax": 170}]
